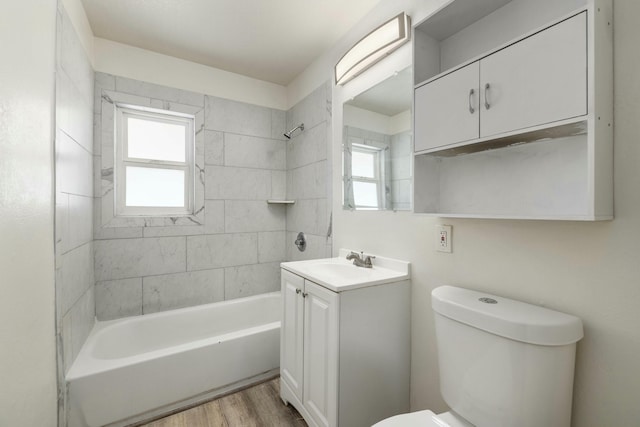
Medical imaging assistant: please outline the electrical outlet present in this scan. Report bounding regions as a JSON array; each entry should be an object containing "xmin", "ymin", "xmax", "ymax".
[{"xmin": 436, "ymin": 225, "xmax": 452, "ymax": 253}]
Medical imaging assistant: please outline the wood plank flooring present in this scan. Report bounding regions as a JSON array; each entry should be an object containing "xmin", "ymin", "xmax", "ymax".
[{"xmin": 136, "ymin": 377, "xmax": 307, "ymax": 427}]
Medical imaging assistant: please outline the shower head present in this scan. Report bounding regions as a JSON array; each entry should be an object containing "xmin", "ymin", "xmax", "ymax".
[{"xmin": 284, "ymin": 123, "xmax": 304, "ymax": 139}]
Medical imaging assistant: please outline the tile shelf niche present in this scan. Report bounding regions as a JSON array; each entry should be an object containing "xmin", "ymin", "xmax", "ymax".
[
  {"xmin": 412, "ymin": 0, "xmax": 613, "ymax": 221},
  {"xmin": 266, "ymin": 200, "xmax": 295, "ymax": 204}
]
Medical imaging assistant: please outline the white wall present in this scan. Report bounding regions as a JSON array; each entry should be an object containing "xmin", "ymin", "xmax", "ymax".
[
  {"xmin": 94, "ymin": 38, "xmax": 288, "ymax": 110},
  {"xmin": 320, "ymin": 0, "xmax": 640, "ymax": 426},
  {"xmin": 57, "ymin": 0, "xmax": 287, "ymax": 110},
  {"xmin": 0, "ymin": 0, "xmax": 58, "ymax": 425},
  {"xmin": 343, "ymin": 104, "xmax": 394, "ymax": 135}
]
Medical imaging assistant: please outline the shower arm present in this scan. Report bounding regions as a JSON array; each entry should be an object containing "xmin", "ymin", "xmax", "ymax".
[{"xmin": 284, "ymin": 123, "xmax": 304, "ymax": 139}]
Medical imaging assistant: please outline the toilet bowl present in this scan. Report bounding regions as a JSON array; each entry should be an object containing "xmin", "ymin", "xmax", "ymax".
[
  {"xmin": 373, "ymin": 410, "xmax": 474, "ymax": 427},
  {"xmin": 374, "ymin": 286, "xmax": 583, "ymax": 427}
]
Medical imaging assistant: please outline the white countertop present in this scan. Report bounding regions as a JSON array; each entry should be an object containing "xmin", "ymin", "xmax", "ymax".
[{"xmin": 281, "ymin": 249, "xmax": 410, "ymax": 292}]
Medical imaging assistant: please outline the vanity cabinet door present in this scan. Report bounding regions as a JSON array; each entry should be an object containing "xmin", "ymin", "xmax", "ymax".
[
  {"xmin": 280, "ymin": 270, "xmax": 305, "ymax": 401},
  {"xmin": 479, "ymin": 12, "xmax": 587, "ymax": 137},
  {"xmin": 303, "ymin": 280, "xmax": 338, "ymax": 427},
  {"xmin": 414, "ymin": 61, "xmax": 480, "ymax": 152}
]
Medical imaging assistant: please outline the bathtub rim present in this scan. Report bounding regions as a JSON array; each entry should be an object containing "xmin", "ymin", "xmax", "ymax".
[{"xmin": 66, "ymin": 291, "xmax": 281, "ymax": 381}]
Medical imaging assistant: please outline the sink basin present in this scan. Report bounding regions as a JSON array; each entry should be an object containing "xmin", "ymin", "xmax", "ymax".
[
  {"xmin": 281, "ymin": 250, "xmax": 410, "ymax": 292},
  {"xmin": 309, "ymin": 263, "xmax": 375, "ymax": 280}
]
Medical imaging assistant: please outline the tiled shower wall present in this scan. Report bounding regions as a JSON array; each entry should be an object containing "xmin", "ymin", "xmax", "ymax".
[
  {"xmin": 390, "ymin": 131, "xmax": 412, "ymax": 211},
  {"xmin": 285, "ymin": 82, "xmax": 333, "ymax": 261},
  {"xmin": 92, "ymin": 74, "xmax": 332, "ymax": 320},
  {"xmin": 93, "ymin": 73, "xmax": 289, "ymax": 320},
  {"xmin": 54, "ymin": 1, "xmax": 95, "ymax": 423}
]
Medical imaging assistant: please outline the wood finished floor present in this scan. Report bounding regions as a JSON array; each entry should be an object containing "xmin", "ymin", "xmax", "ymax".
[{"xmin": 137, "ymin": 378, "xmax": 307, "ymax": 427}]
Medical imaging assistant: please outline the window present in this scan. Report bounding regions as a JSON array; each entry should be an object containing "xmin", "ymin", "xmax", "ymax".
[
  {"xmin": 115, "ymin": 105, "xmax": 195, "ymax": 216},
  {"xmin": 351, "ymin": 143, "xmax": 383, "ymax": 209}
]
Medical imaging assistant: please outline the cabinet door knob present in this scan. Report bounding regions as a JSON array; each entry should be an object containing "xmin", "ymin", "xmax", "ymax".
[
  {"xmin": 468, "ymin": 88, "xmax": 475, "ymax": 114},
  {"xmin": 296, "ymin": 288, "xmax": 301, "ymax": 294},
  {"xmin": 484, "ymin": 83, "xmax": 491, "ymax": 110}
]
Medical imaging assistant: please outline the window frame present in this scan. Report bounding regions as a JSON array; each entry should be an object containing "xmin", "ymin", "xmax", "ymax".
[
  {"xmin": 351, "ymin": 143, "xmax": 384, "ymax": 210},
  {"xmin": 114, "ymin": 104, "xmax": 196, "ymax": 217}
]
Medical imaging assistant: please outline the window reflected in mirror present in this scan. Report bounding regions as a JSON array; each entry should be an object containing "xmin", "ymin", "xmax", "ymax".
[{"xmin": 343, "ymin": 67, "xmax": 413, "ymax": 211}]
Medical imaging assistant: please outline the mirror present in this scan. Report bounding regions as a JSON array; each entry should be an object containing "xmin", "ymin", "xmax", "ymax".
[{"xmin": 343, "ymin": 67, "xmax": 413, "ymax": 210}]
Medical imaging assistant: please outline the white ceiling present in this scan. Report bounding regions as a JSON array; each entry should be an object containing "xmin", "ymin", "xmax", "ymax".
[{"xmin": 81, "ymin": 0, "xmax": 382, "ymax": 86}]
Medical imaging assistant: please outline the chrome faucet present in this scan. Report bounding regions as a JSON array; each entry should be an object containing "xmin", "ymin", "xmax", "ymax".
[{"xmin": 346, "ymin": 251, "xmax": 375, "ymax": 268}]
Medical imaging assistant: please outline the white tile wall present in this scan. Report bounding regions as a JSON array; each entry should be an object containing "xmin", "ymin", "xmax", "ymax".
[
  {"xmin": 286, "ymin": 198, "xmax": 328, "ymax": 237},
  {"xmin": 258, "ymin": 231, "xmax": 287, "ymax": 263},
  {"xmin": 205, "ymin": 166, "xmax": 272, "ymax": 200},
  {"xmin": 204, "ymin": 130, "xmax": 224, "ymax": 165},
  {"xmin": 95, "ymin": 278, "xmax": 143, "ymax": 320},
  {"xmin": 94, "ymin": 237, "xmax": 187, "ymax": 281},
  {"xmin": 285, "ymin": 82, "xmax": 332, "ymax": 262},
  {"xmin": 271, "ymin": 110, "xmax": 286, "ymax": 140},
  {"xmin": 56, "ymin": 130, "xmax": 93, "ymax": 197},
  {"xmin": 91, "ymin": 75, "xmax": 331, "ymax": 320},
  {"xmin": 142, "ymin": 269, "xmax": 225, "ymax": 313},
  {"xmin": 55, "ymin": 3, "xmax": 95, "ymax": 395},
  {"xmin": 224, "ymin": 201, "xmax": 286, "ymax": 233},
  {"xmin": 287, "ymin": 160, "xmax": 329, "ymax": 200},
  {"xmin": 286, "ymin": 121, "xmax": 328, "ymax": 169},
  {"xmin": 224, "ymin": 133, "xmax": 286, "ymax": 170},
  {"xmin": 142, "ymin": 225, "xmax": 205, "ymax": 238},
  {"xmin": 57, "ymin": 242, "xmax": 94, "ymax": 315},
  {"xmin": 224, "ymin": 262, "xmax": 281, "ymax": 299},
  {"xmin": 56, "ymin": 13, "xmax": 96, "ymax": 418},
  {"xmin": 61, "ymin": 286, "xmax": 94, "ymax": 373},
  {"xmin": 286, "ymin": 231, "xmax": 332, "ymax": 262},
  {"xmin": 66, "ymin": 195, "xmax": 93, "ymax": 251},
  {"xmin": 271, "ymin": 171, "xmax": 287, "ymax": 200},
  {"xmin": 187, "ymin": 234, "xmax": 258, "ymax": 271},
  {"xmin": 205, "ymin": 96, "xmax": 272, "ymax": 138},
  {"xmin": 57, "ymin": 72, "xmax": 93, "ymax": 153},
  {"xmin": 204, "ymin": 200, "xmax": 225, "ymax": 234},
  {"xmin": 59, "ymin": 11, "xmax": 93, "ymax": 105}
]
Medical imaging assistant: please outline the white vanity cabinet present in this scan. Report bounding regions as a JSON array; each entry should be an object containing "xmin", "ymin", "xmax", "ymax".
[
  {"xmin": 412, "ymin": 0, "xmax": 612, "ymax": 220},
  {"xmin": 279, "ymin": 255, "xmax": 410, "ymax": 427},
  {"xmin": 281, "ymin": 270, "xmax": 338, "ymax": 427}
]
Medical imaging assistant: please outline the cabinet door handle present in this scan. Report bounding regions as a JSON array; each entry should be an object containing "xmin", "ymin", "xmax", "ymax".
[
  {"xmin": 302, "ymin": 292, "xmax": 308, "ymax": 298},
  {"xmin": 484, "ymin": 83, "xmax": 491, "ymax": 110},
  {"xmin": 468, "ymin": 88, "xmax": 475, "ymax": 114},
  {"xmin": 295, "ymin": 288, "xmax": 301, "ymax": 294}
]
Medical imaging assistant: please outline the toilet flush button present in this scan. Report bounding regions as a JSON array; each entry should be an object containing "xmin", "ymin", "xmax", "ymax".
[{"xmin": 479, "ymin": 297, "xmax": 498, "ymax": 304}]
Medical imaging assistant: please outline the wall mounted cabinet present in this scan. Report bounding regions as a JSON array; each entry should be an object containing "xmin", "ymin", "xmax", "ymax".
[
  {"xmin": 279, "ymin": 256, "xmax": 410, "ymax": 427},
  {"xmin": 412, "ymin": 0, "xmax": 612, "ymax": 220}
]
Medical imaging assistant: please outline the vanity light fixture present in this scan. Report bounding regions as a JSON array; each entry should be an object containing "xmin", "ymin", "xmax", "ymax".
[{"xmin": 335, "ymin": 12, "xmax": 411, "ymax": 86}]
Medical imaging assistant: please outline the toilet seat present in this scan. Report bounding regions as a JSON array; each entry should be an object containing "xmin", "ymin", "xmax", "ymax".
[{"xmin": 372, "ymin": 410, "xmax": 450, "ymax": 427}]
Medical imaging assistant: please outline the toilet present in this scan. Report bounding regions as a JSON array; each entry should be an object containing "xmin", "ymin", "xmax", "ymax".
[{"xmin": 374, "ymin": 285, "xmax": 583, "ymax": 427}]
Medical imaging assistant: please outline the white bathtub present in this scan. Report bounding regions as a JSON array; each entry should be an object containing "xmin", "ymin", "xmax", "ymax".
[{"xmin": 66, "ymin": 292, "xmax": 281, "ymax": 427}]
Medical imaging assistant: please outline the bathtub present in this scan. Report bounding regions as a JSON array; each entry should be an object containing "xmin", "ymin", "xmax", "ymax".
[{"xmin": 66, "ymin": 292, "xmax": 281, "ymax": 427}]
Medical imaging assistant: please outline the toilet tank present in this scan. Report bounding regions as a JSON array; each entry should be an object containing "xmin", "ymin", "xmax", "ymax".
[{"xmin": 432, "ymin": 286, "xmax": 583, "ymax": 427}]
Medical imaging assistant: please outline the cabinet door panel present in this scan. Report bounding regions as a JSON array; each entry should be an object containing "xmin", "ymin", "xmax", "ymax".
[
  {"xmin": 414, "ymin": 61, "xmax": 480, "ymax": 152},
  {"xmin": 303, "ymin": 281, "xmax": 338, "ymax": 427},
  {"xmin": 280, "ymin": 270, "xmax": 304, "ymax": 401},
  {"xmin": 480, "ymin": 12, "xmax": 587, "ymax": 137}
]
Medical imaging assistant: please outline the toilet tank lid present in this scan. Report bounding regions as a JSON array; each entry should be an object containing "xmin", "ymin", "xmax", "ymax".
[{"xmin": 432, "ymin": 286, "xmax": 584, "ymax": 346}]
